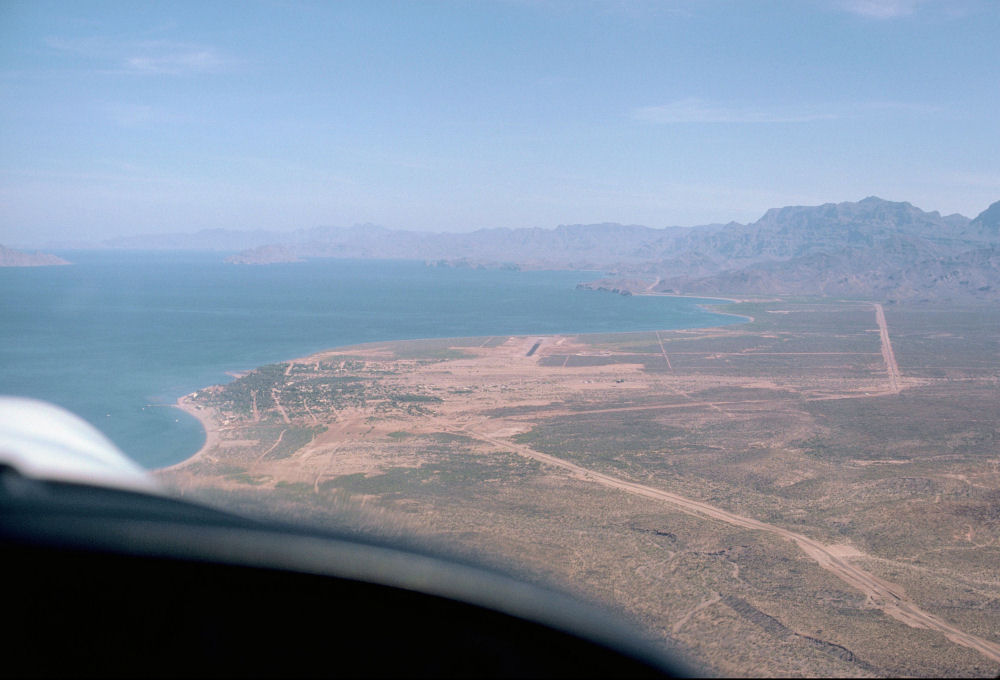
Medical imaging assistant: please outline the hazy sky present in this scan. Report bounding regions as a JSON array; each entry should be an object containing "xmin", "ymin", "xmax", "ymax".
[{"xmin": 1, "ymin": 0, "xmax": 998, "ymax": 244}]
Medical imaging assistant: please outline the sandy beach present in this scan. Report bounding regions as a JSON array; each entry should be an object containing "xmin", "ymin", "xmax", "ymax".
[{"xmin": 165, "ymin": 394, "xmax": 222, "ymax": 472}]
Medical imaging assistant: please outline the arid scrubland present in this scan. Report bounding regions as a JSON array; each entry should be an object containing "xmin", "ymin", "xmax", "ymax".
[{"xmin": 160, "ymin": 300, "xmax": 1000, "ymax": 678}]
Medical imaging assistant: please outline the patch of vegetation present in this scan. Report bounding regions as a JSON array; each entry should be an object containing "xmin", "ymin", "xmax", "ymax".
[
  {"xmin": 226, "ymin": 471, "xmax": 269, "ymax": 485},
  {"xmin": 265, "ymin": 425, "xmax": 327, "ymax": 460},
  {"xmin": 426, "ymin": 431, "xmax": 478, "ymax": 445},
  {"xmin": 392, "ymin": 393, "xmax": 443, "ymax": 403},
  {"xmin": 211, "ymin": 363, "xmax": 287, "ymax": 418},
  {"xmin": 513, "ymin": 412, "xmax": 689, "ymax": 474},
  {"xmin": 274, "ymin": 480, "xmax": 314, "ymax": 496},
  {"xmin": 379, "ymin": 337, "xmax": 481, "ymax": 360},
  {"xmin": 573, "ymin": 331, "xmax": 661, "ymax": 348},
  {"xmin": 322, "ymin": 451, "xmax": 541, "ymax": 498}
]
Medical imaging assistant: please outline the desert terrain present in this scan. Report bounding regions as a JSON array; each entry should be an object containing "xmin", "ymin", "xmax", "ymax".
[{"xmin": 160, "ymin": 299, "xmax": 1000, "ymax": 677}]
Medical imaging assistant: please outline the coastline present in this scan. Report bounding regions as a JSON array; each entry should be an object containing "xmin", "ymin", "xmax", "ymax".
[
  {"xmin": 632, "ymin": 289, "xmax": 760, "ymax": 324},
  {"xmin": 156, "ymin": 304, "xmax": 752, "ymax": 472},
  {"xmin": 162, "ymin": 394, "xmax": 221, "ymax": 472},
  {"xmin": 148, "ymin": 296, "xmax": 1000, "ymax": 675},
  {"xmin": 695, "ymin": 302, "xmax": 755, "ymax": 324}
]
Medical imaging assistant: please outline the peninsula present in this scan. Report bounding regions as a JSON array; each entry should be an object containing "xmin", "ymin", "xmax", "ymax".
[{"xmin": 161, "ymin": 298, "xmax": 1000, "ymax": 678}]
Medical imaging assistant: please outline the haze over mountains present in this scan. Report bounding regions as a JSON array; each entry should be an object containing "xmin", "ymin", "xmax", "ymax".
[
  {"xmin": 45, "ymin": 197, "xmax": 1000, "ymax": 302},
  {"xmin": 586, "ymin": 197, "xmax": 1000, "ymax": 303}
]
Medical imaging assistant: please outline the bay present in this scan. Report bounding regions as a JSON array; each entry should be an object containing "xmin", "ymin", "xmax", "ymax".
[{"xmin": 0, "ymin": 251, "xmax": 740, "ymax": 468}]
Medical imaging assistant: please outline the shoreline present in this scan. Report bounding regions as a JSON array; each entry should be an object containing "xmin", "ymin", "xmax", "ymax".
[
  {"xmin": 693, "ymin": 300, "xmax": 755, "ymax": 324},
  {"xmin": 632, "ymin": 289, "xmax": 762, "ymax": 324},
  {"xmin": 155, "ymin": 307, "xmax": 752, "ymax": 473},
  {"xmin": 161, "ymin": 394, "xmax": 222, "ymax": 473}
]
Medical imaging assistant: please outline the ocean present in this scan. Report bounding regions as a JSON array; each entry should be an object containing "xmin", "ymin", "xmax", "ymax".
[{"xmin": 0, "ymin": 251, "xmax": 740, "ymax": 468}]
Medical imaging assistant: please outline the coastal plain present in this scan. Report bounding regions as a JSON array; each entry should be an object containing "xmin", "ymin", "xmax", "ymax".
[{"xmin": 159, "ymin": 299, "xmax": 1000, "ymax": 678}]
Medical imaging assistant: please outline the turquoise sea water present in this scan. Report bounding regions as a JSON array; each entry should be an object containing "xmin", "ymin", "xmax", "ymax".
[{"xmin": 0, "ymin": 252, "xmax": 740, "ymax": 468}]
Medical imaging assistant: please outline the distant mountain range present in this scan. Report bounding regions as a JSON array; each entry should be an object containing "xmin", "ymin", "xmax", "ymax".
[
  {"xmin": 47, "ymin": 196, "xmax": 1000, "ymax": 302},
  {"xmin": 89, "ymin": 221, "xmax": 696, "ymax": 268},
  {"xmin": 585, "ymin": 197, "xmax": 1000, "ymax": 302},
  {"xmin": 0, "ymin": 245, "xmax": 69, "ymax": 267}
]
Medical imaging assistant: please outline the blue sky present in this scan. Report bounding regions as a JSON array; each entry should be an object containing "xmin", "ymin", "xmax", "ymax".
[{"xmin": 1, "ymin": 0, "xmax": 998, "ymax": 244}]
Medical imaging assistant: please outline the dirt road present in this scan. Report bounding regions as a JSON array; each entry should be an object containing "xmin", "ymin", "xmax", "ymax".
[
  {"xmin": 271, "ymin": 387, "xmax": 291, "ymax": 423},
  {"xmin": 874, "ymin": 303, "xmax": 901, "ymax": 394},
  {"xmin": 255, "ymin": 428, "xmax": 286, "ymax": 462},
  {"xmin": 654, "ymin": 331, "xmax": 673, "ymax": 370},
  {"xmin": 455, "ymin": 427, "xmax": 1000, "ymax": 665}
]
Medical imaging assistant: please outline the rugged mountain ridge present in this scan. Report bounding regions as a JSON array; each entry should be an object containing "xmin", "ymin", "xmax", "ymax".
[
  {"xmin": 214, "ymin": 196, "xmax": 1000, "ymax": 301},
  {"xmin": 584, "ymin": 198, "xmax": 999, "ymax": 302},
  {"xmin": 66, "ymin": 196, "xmax": 1000, "ymax": 301},
  {"xmin": 162, "ymin": 222, "xmax": 690, "ymax": 268},
  {"xmin": 219, "ymin": 224, "xmax": 685, "ymax": 269},
  {"xmin": 643, "ymin": 243, "xmax": 999, "ymax": 302}
]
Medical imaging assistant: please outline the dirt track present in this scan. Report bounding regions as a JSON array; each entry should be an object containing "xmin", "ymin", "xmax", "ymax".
[
  {"xmin": 271, "ymin": 387, "xmax": 291, "ymax": 424},
  {"xmin": 455, "ymin": 426, "xmax": 1000, "ymax": 665},
  {"xmin": 508, "ymin": 399, "xmax": 772, "ymax": 420},
  {"xmin": 874, "ymin": 303, "xmax": 901, "ymax": 393},
  {"xmin": 654, "ymin": 330, "xmax": 673, "ymax": 370}
]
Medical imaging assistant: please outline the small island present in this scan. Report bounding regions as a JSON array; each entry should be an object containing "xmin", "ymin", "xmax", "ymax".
[
  {"xmin": 0, "ymin": 245, "xmax": 70, "ymax": 267},
  {"xmin": 225, "ymin": 244, "xmax": 301, "ymax": 265}
]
